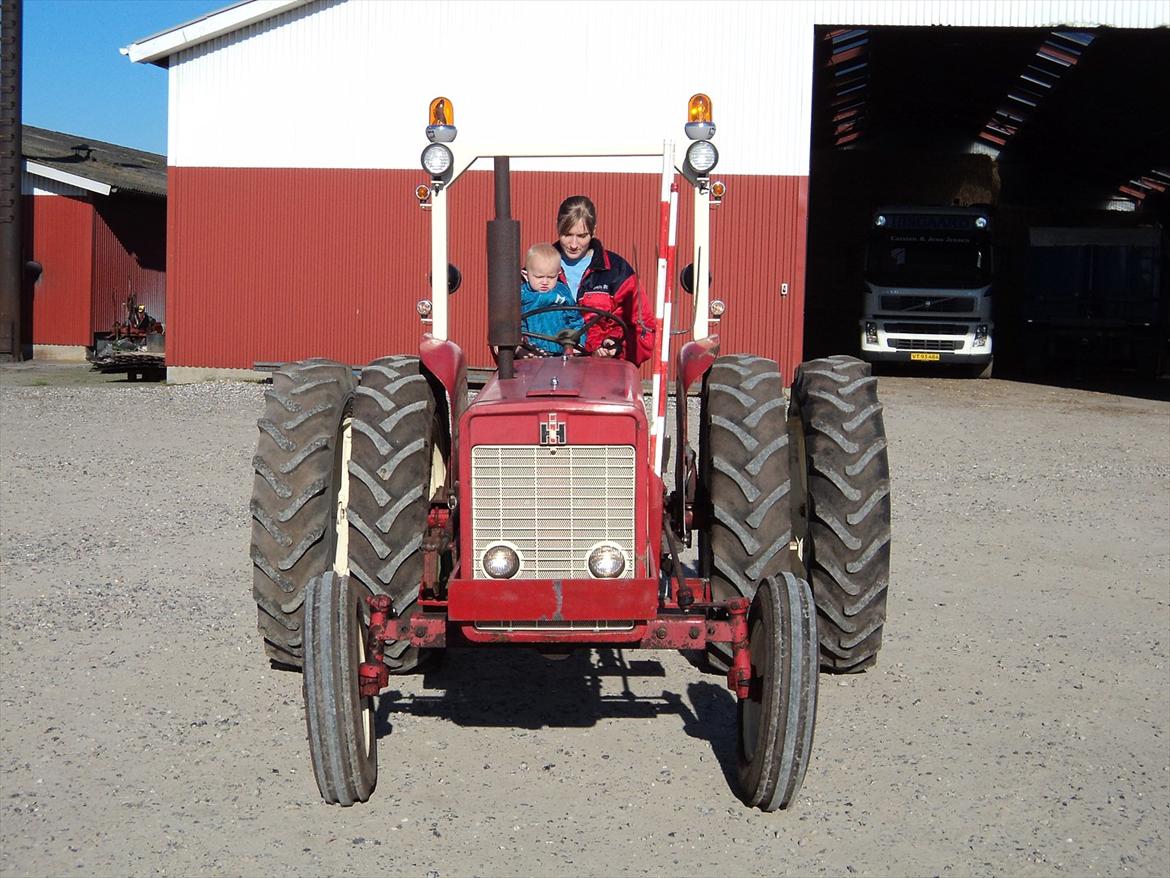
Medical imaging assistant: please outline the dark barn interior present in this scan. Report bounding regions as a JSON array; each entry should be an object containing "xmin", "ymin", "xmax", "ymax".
[{"xmin": 804, "ymin": 25, "xmax": 1170, "ymax": 379}]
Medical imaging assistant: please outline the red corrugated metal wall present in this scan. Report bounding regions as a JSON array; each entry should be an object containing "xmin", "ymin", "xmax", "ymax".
[
  {"xmin": 24, "ymin": 194, "xmax": 95, "ymax": 346},
  {"xmin": 168, "ymin": 168, "xmax": 807, "ymax": 380},
  {"xmin": 92, "ymin": 197, "xmax": 167, "ymax": 335}
]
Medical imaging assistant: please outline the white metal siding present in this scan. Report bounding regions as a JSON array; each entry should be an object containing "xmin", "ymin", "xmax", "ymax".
[
  {"xmin": 21, "ymin": 171, "xmax": 89, "ymax": 197},
  {"xmin": 167, "ymin": 0, "xmax": 821, "ymax": 174},
  {"xmin": 164, "ymin": 0, "xmax": 1168, "ymax": 173}
]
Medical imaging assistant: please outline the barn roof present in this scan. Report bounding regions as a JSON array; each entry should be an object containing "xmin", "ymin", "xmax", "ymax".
[
  {"xmin": 22, "ymin": 126, "xmax": 167, "ymax": 198},
  {"xmin": 122, "ymin": 0, "xmax": 311, "ymax": 67}
]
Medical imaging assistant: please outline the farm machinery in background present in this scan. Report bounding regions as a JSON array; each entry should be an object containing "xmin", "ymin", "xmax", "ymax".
[
  {"xmin": 89, "ymin": 293, "xmax": 165, "ymax": 380},
  {"xmin": 249, "ymin": 95, "xmax": 892, "ymax": 811}
]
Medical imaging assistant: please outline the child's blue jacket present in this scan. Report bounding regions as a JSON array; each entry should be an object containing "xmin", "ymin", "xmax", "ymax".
[{"xmin": 521, "ymin": 281, "xmax": 583, "ymax": 353}]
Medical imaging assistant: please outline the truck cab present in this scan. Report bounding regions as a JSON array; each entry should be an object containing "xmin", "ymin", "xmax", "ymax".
[{"xmin": 859, "ymin": 206, "xmax": 994, "ymax": 376}]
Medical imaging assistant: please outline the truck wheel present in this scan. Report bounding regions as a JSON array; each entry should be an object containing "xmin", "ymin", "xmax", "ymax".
[
  {"xmin": 699, "ymin": 355, "xmax": 793, "ymax": 671},
  {"xmin": 736, "ymin": 572, "xmax": 818, "ymax": 811},
  {"xmin": 347, "ymin": 356, "xmax": 446, "ymax": 673},
  {"xmin": 251, "ymin": 359, "xmax": 356, "ymax": 668},
  {"xmin": 790, "ymin": 355, "xmax": 891, "ymax": 672},
  {"xmin": 303, "ymin": 572, "xmax": 377, "ymax": 806}
]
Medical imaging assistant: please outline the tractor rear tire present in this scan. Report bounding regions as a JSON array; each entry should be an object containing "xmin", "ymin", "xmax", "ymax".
[
  {"xmin": 303, "ymin": 572, "xmax": 378, "ymax": 806},
  {"xmin": 250, "ymin": 359, "xmax": 356, "ymax": 668},
  {"xmin": 699, "ymin": 355, "xmax": 793, "ymax": 671},
  {"xmin": 736, "ymin": 572, "xmax": 819, "ymax": 811},
  {"xmin": 790, "ymin": 355, "xmax": 891, "ymax": 672},
  {"xmin": 346, "ymin": 356, "xmax": 446, "ymax": 674}
]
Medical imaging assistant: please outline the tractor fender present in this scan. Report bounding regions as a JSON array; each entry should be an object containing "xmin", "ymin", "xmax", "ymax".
[
  {"xmin": 671, "ymin": 335, "xmax": 720, "ymax": 537},
  {"xmin": 419, "ymin": 334, "xmax": 467, "ymax": 479}
]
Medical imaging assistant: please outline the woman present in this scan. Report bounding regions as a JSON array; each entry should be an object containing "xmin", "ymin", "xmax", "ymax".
[{"xmin": 553, "ymin": 195, "xmax": 656, "ymax": 366}]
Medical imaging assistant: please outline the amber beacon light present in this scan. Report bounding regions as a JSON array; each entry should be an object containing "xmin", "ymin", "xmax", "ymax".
[
  {"xmin": 426, "ymin": 96, "xmax": 457, "ymax": 143},
  {"xmin": 684, "ymin": 93, "xmax": 715, "ymax": 140},
  {"xmin": 422, "ymin": 96, "xmax": 456, "ymax": 180}
]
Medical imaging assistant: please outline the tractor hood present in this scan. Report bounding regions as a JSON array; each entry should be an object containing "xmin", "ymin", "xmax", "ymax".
[{"xmin": 475, "ymin": 356, "xmax": 643, "ymax": 409}]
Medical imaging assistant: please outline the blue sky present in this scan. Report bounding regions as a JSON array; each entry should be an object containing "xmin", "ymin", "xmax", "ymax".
[{"xmin": 23, "ymin": 0, "xmax": 228, "ymax": 155}]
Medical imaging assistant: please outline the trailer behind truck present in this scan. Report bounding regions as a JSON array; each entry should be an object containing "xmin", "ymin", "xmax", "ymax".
[
  {"xmin": 1024, "ymin": 225, "xmax": 1166, "ymax": 376},
  {"xmin": 860, "ymin": 206, "xmax": 995, "ymax": 377}
]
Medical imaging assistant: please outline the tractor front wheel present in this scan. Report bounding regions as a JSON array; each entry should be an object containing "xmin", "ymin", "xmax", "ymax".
[
  {"xmin": 303, "ymin": 572, "xmax": 378, "ymax": 806},
  {"xmin": 736, "ymin": 572, "xmax": 819, "ymax": 811}
]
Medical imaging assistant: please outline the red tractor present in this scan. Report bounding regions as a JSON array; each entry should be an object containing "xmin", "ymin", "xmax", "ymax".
[{"xmin": 249, "ymin": 95, "xmax": 891, "ymax": 811}]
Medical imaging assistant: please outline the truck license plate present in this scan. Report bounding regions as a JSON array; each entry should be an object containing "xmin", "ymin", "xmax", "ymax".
[{"xmin": 910, "ymin": 352, "xmax": 940, "ymax": 361}]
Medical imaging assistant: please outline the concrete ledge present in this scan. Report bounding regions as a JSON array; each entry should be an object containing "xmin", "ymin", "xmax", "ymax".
[
  {"xmin": 167, "ymin": 366, "xmax": 269, "ymax": 384},
  {"xmin": 33, "ymin": 344, "xmax": 87, "ymax": 363}
]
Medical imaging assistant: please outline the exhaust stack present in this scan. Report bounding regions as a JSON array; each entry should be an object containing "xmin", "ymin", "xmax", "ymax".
[{"xmin": 486, "ymin": 157, "xmax": 520, "ymax": 380}]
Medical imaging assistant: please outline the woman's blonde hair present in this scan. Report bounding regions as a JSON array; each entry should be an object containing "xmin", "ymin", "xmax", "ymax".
[{"xmin": 556, "ymin": 195, "xmax": 597, "ymax": 236}]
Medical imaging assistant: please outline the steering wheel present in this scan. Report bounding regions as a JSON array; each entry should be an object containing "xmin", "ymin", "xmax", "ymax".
[{"xmin": 519, "ymin": 304, "xmax": 633, "ymax": 357}]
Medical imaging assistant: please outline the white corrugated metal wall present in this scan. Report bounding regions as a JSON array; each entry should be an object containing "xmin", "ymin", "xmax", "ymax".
[
  {"xmin": 20, "ymin": 171, "xmax": 89, "ymax": 198},
  {"xmin": 167, "ymin": 0, "xmax": 819, "ymax": 174},
  {"xmin": 164, "ymin": 0, "xmax": 1167, "ymax": 173}
]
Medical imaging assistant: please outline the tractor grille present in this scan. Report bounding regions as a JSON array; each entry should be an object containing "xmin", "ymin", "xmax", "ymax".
[
  {"xmin": 889, "ymin": 338, "xmax": 964, "ymax": 351},
  {"xmin": 471, "ymin": 445, "xmax": 636, "ymax": 579}
]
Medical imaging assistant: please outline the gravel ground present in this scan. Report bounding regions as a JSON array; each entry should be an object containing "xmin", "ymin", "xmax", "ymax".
[{"xmin": 1, "ymin": 362, "xmax": 1167, "ymax": 877}]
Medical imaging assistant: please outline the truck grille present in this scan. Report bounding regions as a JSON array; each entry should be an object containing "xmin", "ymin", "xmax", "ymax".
[
  {"xmin": 471, "ymin": 445, "xmax": 636, "ymax": 579},
  {"xmin": 890, "ymin": 338, "xmax": 964, "ymax": 351},
  {"xmin": 883, "ymin": 322, "xmax": 969, "ymax": 336},
  {"xmin": 880, "ymin": 295, "xmax": 975, "ymax": 314}
]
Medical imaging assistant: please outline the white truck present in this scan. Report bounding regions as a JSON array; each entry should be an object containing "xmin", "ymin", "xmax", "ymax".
[{"xmin": 859, "ymin": 206, "xmax": 995, "ymax": 377}]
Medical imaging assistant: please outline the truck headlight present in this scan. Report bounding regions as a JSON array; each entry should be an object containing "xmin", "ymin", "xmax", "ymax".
[
  {"xmin": 586, "ymin": 543, "xmax": 627, "ymax": 578},
  {"xmin": 865, "ymin": 321, "xmax": 878, "ymax": 344},
  {"xmin": 482, "ymin": 543, "xmax": 521, "ymax": 578},
  {"xmin": 973, "ymin": 324, "xmax": 989, "ymax": 347},
  {"xmin": 421, "ymin": 143, "xmax": 453, "ymax": 178}
]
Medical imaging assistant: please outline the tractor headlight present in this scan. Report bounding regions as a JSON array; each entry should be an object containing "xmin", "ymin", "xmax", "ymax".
[
  {"xmin": 482, "ymin": 543, "xmax": 521, "ymax": 579},
  {"xmin": 421, "ymin": 143, "xmax": 454, "ymax": 178},
  {"xmin": 685, "ymin": 140, "xmax": 719, "ymax": 177},
  {"xmin": 586, "ymin": 543, "xmax": 627, "ymax": 578}
]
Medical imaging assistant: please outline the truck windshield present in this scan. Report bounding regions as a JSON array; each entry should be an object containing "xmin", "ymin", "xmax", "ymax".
[{"xmin": 865, "ymin": 233, "xmax": 990, "ymax": 289}]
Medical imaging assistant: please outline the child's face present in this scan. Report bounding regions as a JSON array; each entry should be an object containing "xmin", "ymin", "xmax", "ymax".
[{"xmin": 525, "ymin": 257, "xmax": 560, "ymax": 292}]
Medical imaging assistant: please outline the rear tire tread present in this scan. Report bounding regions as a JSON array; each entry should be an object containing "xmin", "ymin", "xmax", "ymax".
[
  {"xmin": 347, "ymin": 356, "xmax": 442, "ymax": 673},
  {"xmin": 700, "ymin": 355, "xmax": 793, "ymax": 670},
  {"xmin": 791, "ymin": 356, "xmax": 892, "ymax": 672},
  {"xmin": 251, "ymin": 360, "xmax": 355, "ymax": 667}
]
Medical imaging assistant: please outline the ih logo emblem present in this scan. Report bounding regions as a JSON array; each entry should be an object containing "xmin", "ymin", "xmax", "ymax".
[{"xmin": 540, "ymin": 413, "xmax": 566, "ymax": 445}]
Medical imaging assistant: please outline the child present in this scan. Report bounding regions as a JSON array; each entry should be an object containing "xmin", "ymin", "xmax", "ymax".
[{"xmin": 521, "ymin": 242, "xmax": 581, "ymax": 354}]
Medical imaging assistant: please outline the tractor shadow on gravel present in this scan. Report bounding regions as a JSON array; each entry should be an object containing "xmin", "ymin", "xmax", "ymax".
[{"xmin": 373, "ymin": 649, "xmax": 739, "ymax": 785}]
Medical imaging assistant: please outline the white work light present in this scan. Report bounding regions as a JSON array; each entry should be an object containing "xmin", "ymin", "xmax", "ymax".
[
  {"xmin": 421, "ymin": 143, "xmax": 454, "ymax": 178},
  {"xmin": 685, "ymin": 140, "xmax": 719, "ymax": 177}
]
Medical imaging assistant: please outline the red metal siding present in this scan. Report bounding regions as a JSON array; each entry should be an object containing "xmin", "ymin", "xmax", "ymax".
[
  {"xmin": 24, "ymin": 194, "xmax": 94, "ymax": 346},
  {"xmin": 91, "ymin": 197, "xmax": 167, "ymax": 335},
  {"xmin": 168, "ymin": 168, "xmax": 807, "ymax": 380}
]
